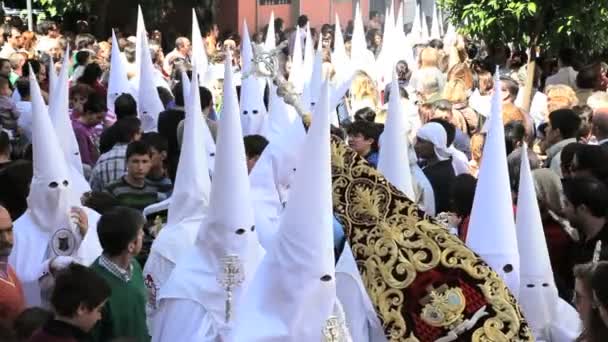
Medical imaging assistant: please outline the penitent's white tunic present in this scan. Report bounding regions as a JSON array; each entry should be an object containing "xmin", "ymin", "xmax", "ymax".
[{"xmin": 9, "ymin": 207, "xmax": 102, "ymax": 307}]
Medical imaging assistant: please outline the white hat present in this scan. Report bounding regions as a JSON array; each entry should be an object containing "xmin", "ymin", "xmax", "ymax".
[
  {"xmin": 375, "ymin": 6, "xmax": 395, "ymax": 87},
  {"xmin": 135, "ymin": 5, "xmax": 146, "ymax": 81},
  {"xmin": 240, "ymin": 21, "xmax": 268, "ymax": 136},
  {"xmin": 288, "ymin": 26, "xmax": 304, "ymax": 94},
  {"xmin": 137, "ymin": 31, "xmax": 165, "ymax": 132},
  {"xmin": 466, "ymin": 71, "xmax": 520, "ymax": 298},
  {"xmin": 421, "ymin": 5, "xmax": 430, "ymax": 42},
  {"xmin": 262, "ymin": 84, "xmax": 298, "ymax": 142},
  {"xmin": 264, "ymin": 12, "xmax": 276, "ymax": 51},
  {"xmin": 108, "ymin": 30, "xmax": 133, "ymax": 113},
  {"xmin": 408, "ymin": 2, "xmax": 423, "ymax": 45},
  {"xmin": 443, "ymin": 22, "xmax": 458, "ymax": 48},
  {"xmin": 195, "ymin": 49, "xmax": 263, "ymax": 329},
  {"xmin": 430, "ymin": 2, "xmax": 441, "ymax": 39},
  {"xmin": 378, "ymin": 72, "xmax": 416, "ymax": 201},
  {"xmin": 515, "ymin": 144, "xmax": 560, "ymax": 338},
  {"xmin": 232, "ymin": 78, "xmax": 336, "ymax": 341},
  {"xmin": 168, "ymin": 68, "xmax": 212, "ymax": 227},
  {"xmin": 48, "ymin": 45, "xmax": 91, "ymax": 203},
  {"xmin": 26, "ymin": 68, "xmax": 71, "ymax": 233}
]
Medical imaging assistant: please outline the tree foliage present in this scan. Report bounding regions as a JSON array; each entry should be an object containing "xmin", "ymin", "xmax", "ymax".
[
  {"xmin": 439, "ymin": 0, "xmax": 608, "ymax": 54},
  {"xmin": 34, "ymin": 0, "xmax": 93, "ymax": 18}
]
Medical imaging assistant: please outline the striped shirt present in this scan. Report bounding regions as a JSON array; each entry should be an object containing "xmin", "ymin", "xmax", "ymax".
[
  {"xmin": 105, "ymin": 176, "xmax": 166, "ymax": 212},
  {"xmin": 90, "ymin": 144, "xmax": 128, "ymax": 192},
  {"xmin": 99, "ymin": 254, "xmax": 133, "ymax": 282}
]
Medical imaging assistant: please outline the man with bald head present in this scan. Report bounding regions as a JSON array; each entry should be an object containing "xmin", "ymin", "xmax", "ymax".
[
  {"xmin": 163, "ymin": 37, "xmax": 191, "ymax": 77},
  {"xmin": 0, "ymin": 205, "xmax": 25, "ymax": 323},
  {"xmin": 593, "ymin": 108, "xmax": 608, "ymax": 146}
]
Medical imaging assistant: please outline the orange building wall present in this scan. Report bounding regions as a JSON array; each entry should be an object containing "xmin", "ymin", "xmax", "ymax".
[{"xmin": 218, "ymin": 0, "xmax": 370, "ymax": 36}]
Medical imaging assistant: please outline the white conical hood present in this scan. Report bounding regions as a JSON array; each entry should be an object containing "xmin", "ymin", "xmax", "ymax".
[
  {"xmin": 395, "ymin": 1, "xmax": 415, "ymax": 68},
  {"xmin": 302, "ymin": 36, "xmax": 324, "ymax": 113},
  {"xmin": 108, "ymin": 30, "xmax": 132, "ymax": 113},
  {"xmin": 351, "ymin": 1, "xmax": 369, "ymax": 72},
  {"xmin": 240, "ymin": 32, "xmax": 268, "ymax": 137},
  {"xmin": 262, "ymin": 84, "xmax": 298, "ymax": 143},
  {"xmin": 49, "ymin": 45, "xmax": 83, "ymax": 175},
  {"xmin": 378, "ymin": 73, "xmax": 415, "ymax": 200},
  {"xmin": 466, "ymin": 71, "xmax": 520, "ymax": 298},
  {"xmin": 232, "ymin": 79, "xmax": 335, "ymax": 341},
  {"xmin": 241, "ymin": 20, "xmax": 254, "ymax": 79},
  {"xmin": 421, "ymin": 5, "xmax": 430, "ymax": 42},
  {"xmin": 264, "ymin": 12, "xmax": 276, "ymax": 50},
  {"xmin": 288, "ymin": 27, "xmax": 305, "ymax": 94},
  {"xmin": 409, "ymin": 2, "xmax": 423, "ymax": 45},
  {"xmin": 26, "ymin": 68, "xmax": 71, "ymax": 232},
  {"xmin": 168, "ymin": 68, "xmax": 212, "ymax": 226},
  {"xmin": 194, "ymin": 50, "xmax": 262, "ymax": 329},
  {"xmin": 303, "ymin": 24, "xmax": 315, "ymax": 85},
  {"xmin": 48, "ymin": 57, "xmax": 57, "ymax": 96},
  {"xmin": 135, "ymin": 5, "xmax": 146, "ymax": 80},
  {"xmin": 515, "ymin": 144, "xmax": 559, "ymax": 337},
  {"xmin": 332, "ymin": 14, "xmax": 351, "ymax": 85},
  {"xmin": 430, "ymin": 2, "xmax": 441, "ymax": 39},
  {"xmin": 138, "ymin": 32, "xmax": 165, "ymax": 132},
  {"xmin": 443, "ymin": 22, "xmax": 457, "ymax": 48},
  {"xmin": 49, "ymin": 46, "xmax": 91, "ymax": 202},
  {"xmin": 192, "ymin": 9, "xmax": 209, "ymax": 87}
]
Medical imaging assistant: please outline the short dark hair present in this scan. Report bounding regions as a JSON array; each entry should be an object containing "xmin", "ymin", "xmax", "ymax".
[
  {"xmin": 172, "ymin": 82, "xmax": 185, "ymax": 107},
  {"xmin": 22, "ymin": 59, "xmax": 41, "ymax": 77},
  {"xmin": 562, "ymin": 176, "xmax": 608, "ymax": 218},
  {"xmin": 81, "ymin": 191, "xmax": 120, "ymax": 215},
  {"xmin": 126, "ymin": 140, "xmax": 151, "ymax": 160},
  {"xmin": 549, "ymin": 109, "xmax": 582, "ymax": 139},
  {"xmin": 429, "ymin": 118, "xmax": 456, "ymax": 146},
  {"xmin": 157, "ymin": 86, "xmax": 173, "ymax": 109},
  {"xmin": 500, "ymin": 76, "xmax": 519, "ymax": 99},
  {"xmin": 115, "ymin": 117, "xmax": 141, "ymax": 143},
  {"xmin": 78, "ymin": 62, "xmax": 102, "ymax": 85},
  {"xmin": 84, "ymin": 92, "xmax": 106, "ymax": 114},
  {"xmin": 574, "ymin": 144, "xmax": 608, "ymax": 179},
  {"xmin": 346, "ymin": 120, "xmax": 382, "ymax": 151},
  {"xmin": 13, "ymin": 307, "xmax": 52, "ymax": 341},
  {"xmin": 297, "ymin": 15, "xmax": 309, "ymax": 28},
  {"xmin": 0, "ymin": 130, "xmax": 9, "ymax": 155},
  {"xmin": 75, "ymin": 33, "xmax": 96, "ymax": 50},
  {"xmin": 15, "ymin": 77, "xmax": 29, "ymax": 98},
  {"xmin": 558, "ymin": 48, "xmax": 577, "ymax": 67},
  {"xmin": 560, "ymin": 142, "xmax": 581, "ymax": 174},
  {"xmin": 591, "ymin": 262, "xmax": 608, "ymax": 307},
  {"xmin": 354, "ymin": 107, "xmax": 376, "ymax": 122},
  {"xmin": 75, "ymin": 50, "xmax": 91, "ymax": 66},
  {"xmin": 450, "ymin": 174, "xmax": 477, "ymax": 217},
  {"xmin": 97, "ymin": 206, "xmax": 145, "ymax": 256},
  {"xmin": 114, "ymin": 93, "xmax": 137, "ymax": 119},
  {"xmin": 51, "ymin": 263, "xmax": 111, "ymax": 317},
  {"xmin": 576, "ymin": 64, "xmax": 600, "ymax": 90},
  {"xmin": 504, "ymin": 120, "xmax": 526, "ymax": 156},
  {"xmin": 428, "ymin": 39, "xmax": 444, "ymax": 50},
  {"xmin": 141, "ymin": 132, "xmax": 168, "ymax": 153},
  {"xmin": 200, "ymin": 86, "xmax": 213, "ymax": 110},
  {"xmin": 244, "ymin": 134, "xmax": 269, "ymax": 159}
]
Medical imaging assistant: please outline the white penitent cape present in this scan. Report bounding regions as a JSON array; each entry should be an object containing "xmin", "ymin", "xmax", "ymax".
[
  {"xmin": 143, "ymin": 216, "xmax": 204, "ymax": 327},
  {"xmin": 9, "ymin": 207, "xmax": 102, "ymax": 307},
  {"xmin": 336, "ymin": 243, "xmax": 386, "ymax": 342}
]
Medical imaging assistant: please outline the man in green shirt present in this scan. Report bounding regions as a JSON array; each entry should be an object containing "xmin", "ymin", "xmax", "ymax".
[{"xmin": 89, "ymin": 206, "xmax": 150, "ymax": 342}]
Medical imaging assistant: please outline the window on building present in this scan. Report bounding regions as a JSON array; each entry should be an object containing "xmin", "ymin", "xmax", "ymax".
[{"xmin": 260, "ymin": 0, "xmax": 292, "ymax": 5}]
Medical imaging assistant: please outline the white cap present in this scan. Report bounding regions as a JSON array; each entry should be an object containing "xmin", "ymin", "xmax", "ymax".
[
  {"xmin": 137, "ymin": 31, "xmax": 165, "ymax": 132},
  {"xmin": 48, "ymin": 45, "xmax": 90, "ymax": 202},
  {"xmin": 232, "ymin": 78, "xmax": 335, "ymax": 341},
  {"xmin": 515, "ymin": 144, "xmax": 559, "ymax": 337},
  {"xmin": 168, "ymin": 67, "xmax": 212, "ymax": 226},
  {"xmin": 26, "ymin": 68, "xmax": 71, "ymax": 232},
  {"xmin": 378, "ymin": 72, "xmax": 416, "ymax": 200},
  {"xmin": 288, "ymin": 27, "xmax": 304, "ymax": 94},
  {"xmin": 264, "ymin": 12, "xmax": 276, "ymax": 51},
  {"xmin": 466, "ymin": 70, "xmax": 520, "ymax": 298},
  {"xmin": 194, "ymin": 49, "xmax": 262, "ymax": 329},
  {"xmin": 108, "ymin": 30, "xmax": 133, "ymax": 113}
]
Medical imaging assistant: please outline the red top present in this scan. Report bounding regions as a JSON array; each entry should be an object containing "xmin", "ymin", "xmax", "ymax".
[{"xmin": 0, "ymin": 265, "xmax": 25, "ymax": 323}]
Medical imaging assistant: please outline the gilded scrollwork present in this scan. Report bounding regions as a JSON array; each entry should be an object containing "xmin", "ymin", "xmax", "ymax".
[{"xmin": 330, "ymin": 138, "xmax": 532, "ymax": 341}]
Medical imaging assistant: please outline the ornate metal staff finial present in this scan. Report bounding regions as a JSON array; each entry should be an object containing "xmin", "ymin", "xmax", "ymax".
[
  {"xmin": 593, "ymin": 240, "xmax": 602, "ymax": 264},
  {"xmin": 217, "ymin": 254, "xmax": 245, "ymax": 323},
  {"xmin": 322, "ymin": 316, "xmax": 342, "ymax": 342},
  {"xmin": 243, "ymin": 41, "xmax": 308, "ymax": 117}
]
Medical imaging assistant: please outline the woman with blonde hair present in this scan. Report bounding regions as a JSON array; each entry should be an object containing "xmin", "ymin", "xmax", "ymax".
[
  {"xmin": 468, "ymin": 133, "xmax": 485, "ymax": 177},
  {"xmin": 21, "ymin": 31, "xmax": 38, "ymax": 59},
  {"xmin": 447, "ymin": 63, "xmax": 474, "ymax": 91},
  {"xmin": 443, "ymin": 79, "xmax": 479, "ymax": 134},
  {"xmin": 546, "ymin": 84, "xmax": 579, "ymax": 115},
  {"xmin": 410, "ymin": 47, "xmax": 446, "ymax": 93},
  {"xmin": 348, "ymin": 70, "xmax": 379, "ymax": 114}
]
